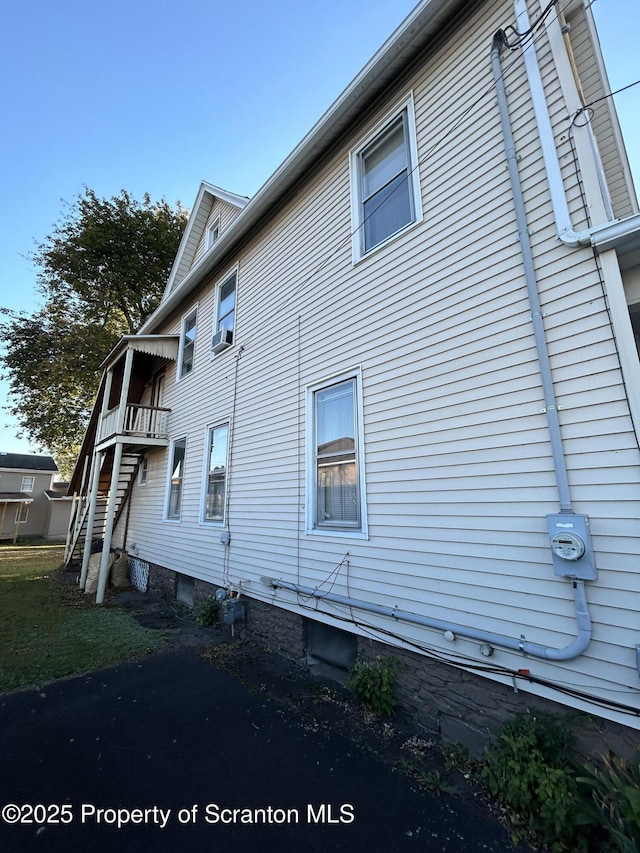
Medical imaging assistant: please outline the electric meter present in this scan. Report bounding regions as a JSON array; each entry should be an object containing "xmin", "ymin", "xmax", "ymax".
[
  {"xmin": 546, "ymin": 513, "xmax": 597, "ymax": 580},
  {"xmin": 550, "ymin": 531, "xmax": 585, "ymax": 561}
]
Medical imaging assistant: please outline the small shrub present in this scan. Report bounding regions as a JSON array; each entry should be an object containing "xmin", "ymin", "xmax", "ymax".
[
  {"xmin": 578, "ymin": 751, "xmax": 640, "ymax": 853},
  {"xmin": 195, "ymin": 596, "xmax": 220, "ymax": 627},
  {"xmin": 347, "ymin": 655, "xmax": 398, "ymax": 716},
  {"xmin": 482, "ymin": 712, "xmax": 588, "ymax": 851}
]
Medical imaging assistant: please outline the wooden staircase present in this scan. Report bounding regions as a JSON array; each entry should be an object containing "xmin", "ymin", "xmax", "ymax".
[{"xmin": 65, "ymin": 452, "xmax": 140, "ymax": 566}]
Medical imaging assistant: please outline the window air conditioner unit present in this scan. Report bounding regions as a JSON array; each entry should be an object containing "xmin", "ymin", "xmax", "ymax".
[{"xmin": 212, "ymin": 328, "xmax": 233, "ymax": 354}]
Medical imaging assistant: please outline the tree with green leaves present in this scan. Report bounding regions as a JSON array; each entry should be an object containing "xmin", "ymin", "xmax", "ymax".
[{"xmin": 1, "ymin": 188, "xmax": 188, "ymax": 478}]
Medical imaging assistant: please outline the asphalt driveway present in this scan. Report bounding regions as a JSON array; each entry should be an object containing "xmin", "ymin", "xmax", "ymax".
[{"xmin": 0, "ymin": 648, "xmax": 520, "ymax": 852}]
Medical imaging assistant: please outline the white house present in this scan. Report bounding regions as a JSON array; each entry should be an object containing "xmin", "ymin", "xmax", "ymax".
[{"xmin": 68, "ymin": 0, "xmax": 640, "ymax": 752}]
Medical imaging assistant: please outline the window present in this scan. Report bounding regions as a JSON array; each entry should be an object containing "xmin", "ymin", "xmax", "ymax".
[
  {"xmin": 178, "ymin": 309, "xmax": 197, "ymax": 378},
  {"xmin": 206, "ymin": 217, "xmax": 220, "ymax": 249},
  {"xmin": 212, "ymin": 271, "xmax": 237, "ymax": 351},
  {"xmin": 351, "ymin": 95, "xmax": 421, "ymax": 259},
  {"xmin": 20, "ymin": 476, "xmax": 35, "ymax": 492},
  {"xmin": 139, "ymin": 455, "xmax": 149, "ymax": 485},
  {"xmin": 202, "ymin": 424, "xmax": 229, "ymax": 523},
  {"xmin": 166, "ymin": 438, "xmax": 186, "ymax": 519},
  {"xmin": 307, "ymin": 372, "xmax": 367, "ymax": 535},
  {"xmin": 15, "ymin": 505, "xmax": 29, "ymax": 524}
]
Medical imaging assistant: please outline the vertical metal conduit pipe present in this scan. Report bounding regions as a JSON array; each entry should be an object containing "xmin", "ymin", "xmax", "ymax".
[{"xmin": 490, "ymin": 30, "xmax": 573, "ymax": 514}]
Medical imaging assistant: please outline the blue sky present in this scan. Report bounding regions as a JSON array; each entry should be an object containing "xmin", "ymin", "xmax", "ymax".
[{"xmin": 0, "ymin": 0, "xmax": 638, "ymax": 456}]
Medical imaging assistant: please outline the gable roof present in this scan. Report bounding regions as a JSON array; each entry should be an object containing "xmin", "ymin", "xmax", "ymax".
[
  {"xmin": 0, "ymin": 453, "xmax": 58, "ymax": 472},
  {"xmin": 162, "ymin": 182, "xmax": 249, "ymax": 300}
]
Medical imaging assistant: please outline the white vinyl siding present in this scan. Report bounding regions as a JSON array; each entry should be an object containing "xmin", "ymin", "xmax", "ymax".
[
  {"xmin": 191, "ymin": 201, "xmax": 245, "ymax": 269},
  {"xmin": 119, "ymin": 0, "xmax": 640, "ymax": 729}
]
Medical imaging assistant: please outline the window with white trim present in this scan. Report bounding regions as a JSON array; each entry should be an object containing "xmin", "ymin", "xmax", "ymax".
[
  {"xmin": 166, "ymin": 438, "xmax": 186, "ymax": 519},
  {"xmin": 178, "ymin": 309, "xmax": 197, "ymax": 378},
  {"xmin": 212, "ymin": 271, "xmax": 236, "ymax": 352},
  {"xmin": 206, "ymin": 216, "xmax": 220, "ymax": 249},
  {"xmin": 351, "ymin": 95, "xmax": 422, "ymax": 260},
  {"xmin": 202, "ymin": 423, "xmax": 229, "ymax": 523},
  {"xmin": 308, "ymin": 372, "xmax": 367, "ymax": 534},
  {"xmin": 139, "ymin": 455, "xmax": 149, "ymax": 485},
  {"xmin": 20, "ymin": 476, "xmax": 35, "ymax": 492},
  {"xmin": 15, "ymin": 504, "xmax": 29, "ymax": 524}
]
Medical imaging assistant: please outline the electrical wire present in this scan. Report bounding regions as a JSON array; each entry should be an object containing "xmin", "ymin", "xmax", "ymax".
[
  {"xmin": 208, "ymin": 2, "xmax": 640, "ymax": 719},
  {"xmin": 282, "ymin": 587, "xmax": 640, "ymax": 718},
  {"xmin": 233, "ymin": 0, "xmax": 566, "ymax": 359}
]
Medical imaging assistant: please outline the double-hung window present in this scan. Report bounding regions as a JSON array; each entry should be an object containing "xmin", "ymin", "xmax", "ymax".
[
  {"xmin": 203, "ymin": 423, "xmax": 229, "ymax": 523},
  {"xmin": 308, "ymin": 372, "xmax": 367, "ymax": 535},
  {"xmin": 166, "ymin": 438, "xmax": 186, "ymax": 520},
  {"xmin": 20, "ymin": 476, "xmax": 35, "ymax": 492},
  {"xmin": 178, "ymin": 309, "xmax": 197, "ymax": 378},
  {"xmin": 351, "ymin": 94, "xmax": 422, "ymax": 260},
  {"xmin": 212, "ymin": 270, "xmax": 237, "ymax": 352}
]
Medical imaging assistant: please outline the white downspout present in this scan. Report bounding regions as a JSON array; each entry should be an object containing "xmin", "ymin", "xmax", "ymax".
[
  {"xmin": 514, "ymin": 0, "xmax": 596, "ymax": 246},
  {"xmin": 515, "ymin": 0, "xmax": 640, "ymax": 443}
]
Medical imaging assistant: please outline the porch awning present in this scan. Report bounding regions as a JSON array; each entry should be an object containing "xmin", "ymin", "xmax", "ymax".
[
  {"xmin": 0, "ymin": 493, "xmax": 34, "ymax": 503},
  {"xmin": 101, "ymin": 335, "xmax": 180, "ymax": 370}
]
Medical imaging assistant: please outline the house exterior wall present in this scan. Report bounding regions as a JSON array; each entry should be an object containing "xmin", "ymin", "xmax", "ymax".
[
  {"xmin": 115, "ymin": 0, "xmax": 640, "ymax": 735},
  {"xmin": 190, "ymin": 199, "xmax": 246, "ymax": 270},
  {"xmin": 0, "ymin": 469, "xmax": 54, "ymax": 539},
  {"xmin": 45, "ymin": 498, "xmax": 74, "ymax": 541}
]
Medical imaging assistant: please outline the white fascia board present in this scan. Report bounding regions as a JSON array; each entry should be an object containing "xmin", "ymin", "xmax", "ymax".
[
  {"xmin": 141, "ymin": 0, "xmax": 468, "ymax": 335},
  {"xmin": 162, "ymin": 183, "xmax": 250, "ymax": 301},
  {"xmin": 200, "ymin": 182, "xmax": 250, "ymax": 210}
]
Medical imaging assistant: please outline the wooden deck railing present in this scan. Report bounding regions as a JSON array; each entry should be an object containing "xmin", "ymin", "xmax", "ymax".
[{"xmin": 98, "ymin": 404, "xmax": 171, "ymax": 442}]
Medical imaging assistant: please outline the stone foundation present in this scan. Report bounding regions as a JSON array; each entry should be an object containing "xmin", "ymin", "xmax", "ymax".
[{"xmin": 146, "ymin": 561, "xmax": 638, "ymax": 760}]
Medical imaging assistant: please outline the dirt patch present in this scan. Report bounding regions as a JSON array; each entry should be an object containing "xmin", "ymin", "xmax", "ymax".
[{"xmin": 199, "ymin": 639, "xmax": 506, "ymax": 826}]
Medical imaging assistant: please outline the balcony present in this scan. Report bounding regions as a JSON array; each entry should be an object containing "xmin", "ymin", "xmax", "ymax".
[{"xmin": 97, "ymin": 404, "xmax": 171, "ymax": 449}]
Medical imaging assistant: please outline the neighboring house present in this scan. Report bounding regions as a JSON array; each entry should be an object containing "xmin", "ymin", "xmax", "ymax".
[
  {"xmin": 68, "ymin": 0, "xmax": 640, "ymax": 753},
  {"xmin": 0, "ymin": 453, "xmax": 72, "ymax": 542}
]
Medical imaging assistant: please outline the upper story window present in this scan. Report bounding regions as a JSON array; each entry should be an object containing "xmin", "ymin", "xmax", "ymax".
[
  {"xmin": 307, "ymin": 371, "xmax": 367, "ymax": 536},
  {"xmin": 350, "ymin": 94, "xmax": 422, "ymax": 261},
  {"xmin": 21, "ymin": 476, "xmax": 35, "ymax": 492},
  {"xmin": 166, "ymin": 438, "xmax": 186, "ymax": 520},
  {"xmin": 178, "ymin": 308, "xmax": 197, "ymax": 378},
  {"xmin": 206, "ymin": 216, "xmax": 220, "ymax": 249},
  {"xmin": 202, "ymin": 423, "xmax": 229, "ymax": 523},
  {"xmin": 212, "ymin": 271, "xmax": 237, "ymax": 354}
]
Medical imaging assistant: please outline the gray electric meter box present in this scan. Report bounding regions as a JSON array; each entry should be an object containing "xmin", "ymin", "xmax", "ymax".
[{"xmin": 546, "ymin": 513, "xmax": 597, "ymax": 580}]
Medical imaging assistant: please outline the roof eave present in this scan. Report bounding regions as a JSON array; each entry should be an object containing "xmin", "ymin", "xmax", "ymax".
[{"xmin": 140, "ymin": 0, "xmax": 469, "ymax": 335}]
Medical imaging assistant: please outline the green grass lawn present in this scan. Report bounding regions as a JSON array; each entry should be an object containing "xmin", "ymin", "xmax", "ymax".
[{"xmin": 0, "ymin": 544, "xmax": 168, "ymax": 693}]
